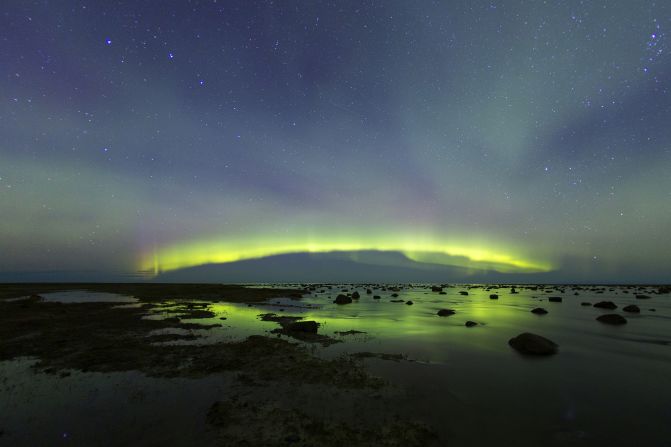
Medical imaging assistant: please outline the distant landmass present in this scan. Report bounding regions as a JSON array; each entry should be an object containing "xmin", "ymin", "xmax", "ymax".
[{"xmin": 154, "ymin": 250, "xmax": 557, "ymax": 283}]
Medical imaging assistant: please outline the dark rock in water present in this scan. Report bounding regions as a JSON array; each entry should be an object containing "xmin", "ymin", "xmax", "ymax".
[
  {"xmin": 581, "ymin": 302, "xmax": 591, "ymax": 306},
  {"xmin": 510, "ymin": 287, "xmax": 518, "ymax": 294},
  {"xmin": 439, "ymin": 291, "xmax": 447, "ymax": 295},
  {"xmin": 459, "ymin": 291, "xmax": 469, "ymax": 296},
  {"xmin": 285, "ymin": 434, "xmax": 301, "ymax": 443},
  {"xmin": 508, "ymin": 332, "xmax": 558, "ymax": 356},
  {"xmin": 593, "ymin": 301, "xmax": 617, "ymax": 310},
  {"xmin": 405, "ymin": 300, "xmax": 414, "ymax": 305},
  {"xmin": 431, "ymin": 286, "xmax": 443, "ymax": 292},
  {"xmin": 635, "ymin": 294, "xmax": 651, "ymax": 299},
  {"xmin": 596, "ymin": 314, "xmax": 627, "ymax": 325},
  {"xmin": 390, "ymin": 299, "xmax": 404, "ymax": 303},
  {"xmin": 622, "ymin": 304, "xmax": 640, "ymax": 313},
  {"xmin": 373, "ymin": 295, "xmax": 381, "ymax": 299},
  {"xmin": 465, "ymin": 321, "xmax": 478, "ymax": 327},
  {"xmin": 287, "ymin": 321, "xmax": 319, "ymax": 333},
  {"xmin": 366, "ymin": 289, "xmax": 372, "ymax": 294},
  {"xmin": 334, "ymin": 294, "xmax": 352, "ymax": 305},
  {"xmin": 391, "ymin": 293, "xmax": 399, "ymax": 297},
  {"xmin": 531, "ymin": 307, "xmax": 548, "ymax": 315},
  {"xmin": 548, "ymin": 297, "xmax": 562, "ymax": 303},
  {"xmin": 650, "ymin": 308, "xmax": 656, "ymax": 312},
  {"xmin": 437, "ymin": 309, "xmax": 456, "ymax": 316},
  {"xmin": 489, "ymin": 294, "xmax": 499, "ymax": 300},
  {"xmin": 351, "ymin": 291, "xmax": 360, "ymax": 299}
]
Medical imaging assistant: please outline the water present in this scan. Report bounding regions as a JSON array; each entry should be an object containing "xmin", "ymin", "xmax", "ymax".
[
  {"xmin": 146, "ymin": 284, "xmax": 671, "ymax": 445},
  {"xmin": 39, "ymin": 290, "xmax": 138, "ymax": 303},
  {"xmin": 2, "ymin": 284, "xmax": 670, "ymax": 446}
]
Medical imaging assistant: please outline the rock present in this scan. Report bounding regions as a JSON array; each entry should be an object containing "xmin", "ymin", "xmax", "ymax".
[
  {"xmin": 351, "ymin": 291, "xmax": 360, "ymax": 299},
  {"xmin": 531, "ymin": 307, "xmax": 548, "ymax": 315},
  {"xmin": 390, "ymin": 299, "xmax": 404, "ymax": 303},
  {"xmin": 437, "ymin": 309, "xmax": 456, "ymax": 317},
  {"xmin": 465, "ymin": 321, "xmax": 478, "ymax": 327},
  {"xmin": 459, "ymin": 291, "xmax": 469, "ymax": 296},
  {"xmin": 635, "ymin": 294, "xmax": 651, "ymax": 299},
  {"xmin": 287, "ymin": 321, "xmax": 319, "ymax": 333},
  {"xmin": 439, "ymin": 291, "xmax": 446, "ymax": 295},
  {"xmin": 334, "ymin": 294, "xmax": 352, "ymax": 305},
  {"xmin": 596, "ymin": 314, "xmax": 627, "ymax": 325},
  {"xmin": 391, "ymin": 293, "xmax": 399, "ymax": 297},
  {"xmin": 431, "ymin": 286, "xmax": 443, "ymax": 292},
  {"xmin": 622, "ymin": 304, "xmax": 640, "ymax": 313},
  {"xmin": 405, "ymin": 300, "xmax": 414, "ymax": 305},
  {"xmin": 510, "ymin": 287, "xmax": 518, "ymax": 294},
  {"xmin": 508, "ymin": 332, "xmax": 558, "ymax": 356},
  {"xmin": 373, "ymin": 295, "xmax": 381, "ymax": 300},
  {"xmin": 580, "ymin": 302, "xmax": 591, "ymax": 306},
  {"xmin": 285, "ymin": 434, "xmax": 301, "ymax": 443},
  {"xmin": 366, "ymin": 289, "xmax": 372, "ymax": 294},
  {"xmin": 593, "ymin": 301, "xmax": 617, "ymax": 310},
  {"xmin": 548, "ymin": 297, "xmax": 562, "ymax": 303},
  {"xmin": 489, "ymin": 294, "xmax": 499, "ymax": 299}
]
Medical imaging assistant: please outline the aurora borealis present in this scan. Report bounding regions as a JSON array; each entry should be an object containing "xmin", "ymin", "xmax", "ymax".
[{"xmin": 1, "ymin": 1, "xmax": 670, "ymax": 282}]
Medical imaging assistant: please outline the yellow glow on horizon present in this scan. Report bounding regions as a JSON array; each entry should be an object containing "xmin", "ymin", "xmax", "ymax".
[{"xmin": 140, "ymin": 234, "xmax": 555, "ymax": 276}]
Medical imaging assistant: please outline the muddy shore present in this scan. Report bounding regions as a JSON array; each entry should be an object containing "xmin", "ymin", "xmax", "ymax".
[{"xmin": 0, "ymin": 283, "xmax": 437, "ymax": 446}]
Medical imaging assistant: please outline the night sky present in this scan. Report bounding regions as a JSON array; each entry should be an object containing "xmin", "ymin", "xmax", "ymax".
[{"xmin": 1, "ymin": 1, "xmax": 670, "ymax": 282}]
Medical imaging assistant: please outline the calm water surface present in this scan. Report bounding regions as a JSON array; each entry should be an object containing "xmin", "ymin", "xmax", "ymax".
[{"xmin": 1, "ymin": 284, "xmax": 670, "ymax": 446}]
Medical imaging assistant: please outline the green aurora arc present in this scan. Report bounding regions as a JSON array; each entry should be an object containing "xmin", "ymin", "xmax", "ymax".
[{"xmin": 141, "ymin": 233, "xmax": 556, "ymax": 275}]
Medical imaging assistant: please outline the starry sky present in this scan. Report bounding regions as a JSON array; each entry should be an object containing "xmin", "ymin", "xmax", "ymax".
[{"xmin": 1, "ymin": 0, "xmax": 670, "ymax": 283}]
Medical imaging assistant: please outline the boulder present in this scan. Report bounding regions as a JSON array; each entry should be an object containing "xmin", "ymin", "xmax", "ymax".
[
  {"xmin": 351, "ymin": 291, "xmax": 360, "ymax": 299},
  {"xmin": 437, "ymin": 309, "xmax": 456, "ymax": 317},
  {"xmin": 548, "ymin": 297, "xmax": 562, "ymax": 303},
  {"xmin": 593, "ymin": 301, "xmax": 617, "ymax": 310},
  {"xmin": 508, "ymin": 332, "xmax": 558, "ymax": 356},
  {"xmin": 459, "ymin": 291, "xmax": 469, "ymax": 296},
  {"xmin": 489, "ymin": 294, "xmax": 499, "ymax": 300},
  {"xmin": 405, "ymin": 300, "xmax": 414, "ymax": 305},
  {"xmin": 465, "ymin": 321, "xmax": 478, "ymax": 327},
  {"xmin": 373, "ymin": 295, "xmax": 381, "ymax": 300},
  {"xmin": 334, "ymin": 294, "xmax": 352, "ymax": 305},
  {"xmin": 580, "ymin": 302, "xmax": 591, "ymax": 306},
  {"xmin": 622, "ymin": 304, "xmax": 640, "ymax": 313},
  {"xmin": 431, "ymin": 286, "xmax": 443, "ymax": 292},
  {"xmin": 596, "ymin": 314, "xmax": 627, "ymax": 325},
  {"xmin": 635, "ymin": 294, "xmax": 651, "ymax": 299},
  {"xmin": 531, "ymin": 307, "xmax": 548, "ymax": 315}
]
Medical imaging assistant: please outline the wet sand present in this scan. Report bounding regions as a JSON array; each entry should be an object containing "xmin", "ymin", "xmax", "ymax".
[{"xmin": 1, "ymin": 283, "xmax": 670, "ymax": 446}]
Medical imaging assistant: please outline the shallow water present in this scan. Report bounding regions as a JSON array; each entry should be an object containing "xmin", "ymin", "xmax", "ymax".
[
  {"xmin": 2, "ymin": 284, "xmax": 670, "ymax": 446},
  {"xmin": 147, "ymin": 284, "xmax": 671, "ymax": 445},
  {"xmin": 39, "ymin": 290, "xmax": 138, "ymax": 303}
]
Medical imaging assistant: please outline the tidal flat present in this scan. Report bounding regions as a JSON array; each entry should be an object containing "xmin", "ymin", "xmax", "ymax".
[{"xmin": 1, "ymin": 283, "xmax": 670, "ymax": 446}]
